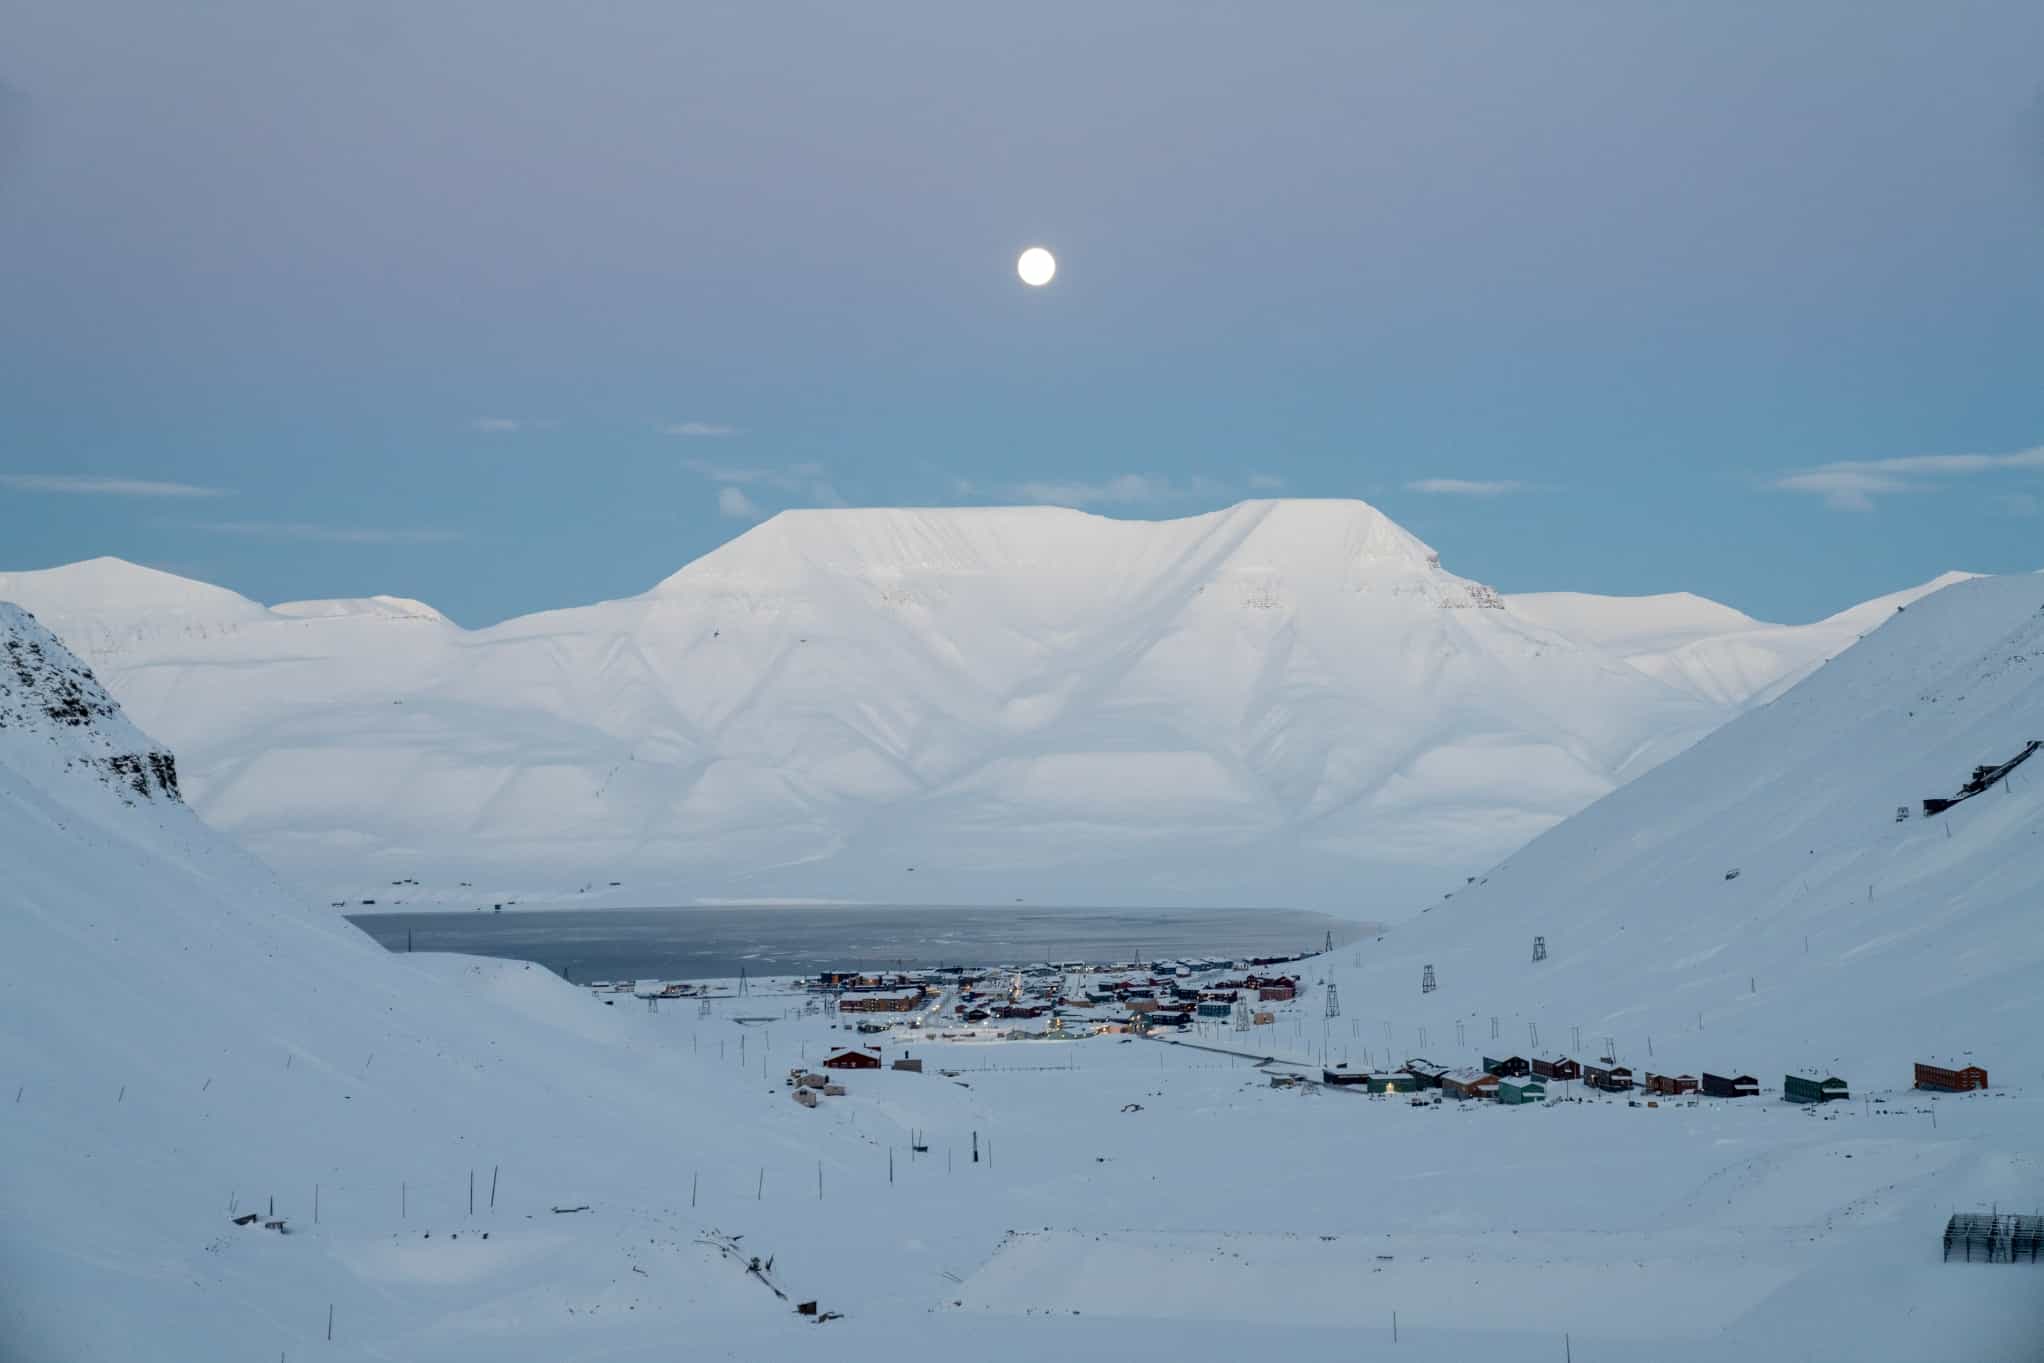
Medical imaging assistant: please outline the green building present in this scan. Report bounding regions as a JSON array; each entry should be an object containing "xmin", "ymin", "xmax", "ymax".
[
  {"xmin": 1497, "ymin": 1076, "xmax": 1547, "ymax": 1105},
  {"xmin": 1783, "ymin": 1073, "xmax": 1849, "ymax": 1103}
]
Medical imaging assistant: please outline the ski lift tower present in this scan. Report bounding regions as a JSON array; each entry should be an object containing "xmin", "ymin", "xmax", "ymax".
[
  {"xmin": 1325, "ymin": 981, "xmax": 1341, "ymax": 1019},
  {"xmin": 1532, "ymin": 935, "xmax": 1548, "ymax": 963},
  {"xmin": 1422, "ymin": 964, "xmax": 1437, "ymax": 994}
]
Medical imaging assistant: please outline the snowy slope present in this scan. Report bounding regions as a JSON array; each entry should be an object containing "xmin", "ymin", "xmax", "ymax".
[
  {"xmin": 1321, "ymin": 571, "xmax": 2044, "ymax": 1077},
  {"xmin": 0, "ymin": 503, "xmax": 1963, "ymax": 911},
  {"xmin": 0, "ymin": 604, "xmax": 797, "ymax": 1358},
  {"xmin": 3, "ymin": 601, "xmax": 2039, "ymax": 1361},
  {"xmin": 1508, "ymin": 571, "xmax": 1972, "ymax": 707}
]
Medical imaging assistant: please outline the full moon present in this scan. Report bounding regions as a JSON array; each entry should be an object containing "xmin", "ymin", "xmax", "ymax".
[{"xmin": 1016, "ymin": 246, "xmax": 1056, "ymax": 287}]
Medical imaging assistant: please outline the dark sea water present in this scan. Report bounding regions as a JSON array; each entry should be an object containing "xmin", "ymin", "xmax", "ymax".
[{"xmin": 346, "ymin": 904, "xmax": 1359, "ymax": 982}]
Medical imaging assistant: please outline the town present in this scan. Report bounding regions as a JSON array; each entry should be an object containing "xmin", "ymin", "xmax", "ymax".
[{"xmin": 580, "ymin": 956, "xmax": 1995, "ymax": 1116}]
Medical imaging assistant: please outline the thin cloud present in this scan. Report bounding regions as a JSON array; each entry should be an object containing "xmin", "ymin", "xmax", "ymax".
[
  {"xmin": 662, "ymin": 421, "xmax": 740, "ymax": 438},
  {"xmin": 717, "ymin": 486, "xmax": 761, "ymax": 520},
  {"xmin": 1405, "ymin": 478, "xmax": 1524, "ymax": 497},
  {"xmin": 683, "ymin": 457, "xmax": 840, "ymax": 506},
  {"xmin": 1774, "ymin": 444, "xmax": 2044, "ymax": 510},
  {"xmin": 190, "ymin": 522, "xmax": 465, "ymax": 544},
  {"xmin": 2, "ymin": 474, "xmax": 231, "ymax": 498},
  {"xmin": 469, "ymin": 417, "xmax": 524, "ymax": 433},
  {"xmin": 1246, "ymin": 471, "xmax": 1287, "ymax": 491},
  {"xmin": 1010, "ymin": 474, "xmax": 1201, "ymax": 507},
  {"xmin": 1772, "ymin": 469, "xmax": 1911, "ymax": 512}
]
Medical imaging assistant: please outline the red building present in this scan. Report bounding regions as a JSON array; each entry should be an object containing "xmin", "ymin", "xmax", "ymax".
[
  {"xmin": 822, "ymin": 1049, "xmax": 882, "ymax": 1070},
  {"xmin": 1913, "ymin": 1061, "xmax": 1988, "ymax": 1092}
]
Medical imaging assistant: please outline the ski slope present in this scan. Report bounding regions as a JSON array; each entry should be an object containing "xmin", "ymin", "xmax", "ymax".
[
  {"xmin": 0, "ymin": 500, "xmax": 1958, "ymax": 912},
  {"xmin": 2, "ymin": 598, "xmax": 2040, "ymax": 1361}
]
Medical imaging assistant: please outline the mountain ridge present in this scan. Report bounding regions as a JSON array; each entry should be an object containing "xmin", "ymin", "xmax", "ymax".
[{"xmin": 0, "ymin": 501, "xmax": 1979, "ymax": 910}]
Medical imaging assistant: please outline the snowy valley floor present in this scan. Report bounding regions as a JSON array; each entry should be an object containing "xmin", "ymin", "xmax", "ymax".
[{"xmin": 11, "ymin": 957, "xmax": 2038, "ymax": 1363}]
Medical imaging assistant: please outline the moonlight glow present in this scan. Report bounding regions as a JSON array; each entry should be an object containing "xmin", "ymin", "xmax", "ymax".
[{"xmin": 1017, "ymin": 246, "xmax": 1056, "ymax": 287}]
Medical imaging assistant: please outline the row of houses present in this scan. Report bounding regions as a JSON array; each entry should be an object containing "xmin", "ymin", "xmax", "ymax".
[
  {"xmin": 1345, "ymin": 1053, "xmax": 1995, "ymax": 1105},
  {"xmin": 836, "ymin": 987, "xmax": 930, "ymax": 1014}
]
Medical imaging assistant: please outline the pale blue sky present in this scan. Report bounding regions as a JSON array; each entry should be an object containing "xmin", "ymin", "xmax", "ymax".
[{"xmin": 3, "ymin": 1, "xmax": 2042, "ymax": 625}]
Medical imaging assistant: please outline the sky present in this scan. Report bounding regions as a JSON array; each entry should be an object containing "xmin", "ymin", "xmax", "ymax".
[{"xmin": 3, "ymin": 1, "xmax": 2043, "ymax": 627}]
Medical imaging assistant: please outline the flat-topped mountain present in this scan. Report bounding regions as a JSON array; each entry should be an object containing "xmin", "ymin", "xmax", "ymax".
[{"xmin": 0, "ymin": 501, "xmax": 1963, "ymax": 909}]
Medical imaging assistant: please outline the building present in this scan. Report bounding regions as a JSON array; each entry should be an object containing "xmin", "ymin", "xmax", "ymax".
[
  {"xmin": 837, "ymin": 988, "xmax": 927, "ymax": 1014},
  {"xmin": 1700, "ymin": 1072, "xmax": 1759, "ymax": 1098},
  {"xmin": 1258, "ymin": 984, "xmax": 1297, "ymax": 1002},
  {"xmin": 892, "ymin": 1057, "xmax": 923, "ymax": 1073},
  {"xmin": 1195, "ymin": 1001, "xmax": 1233, "ymax": 1019},
  {"xmin": 1497, "ymin": 1076, "xmax": 1546, "ymax": 1105},
  {"xmin": 1441, "ymin": 1068, "xmax": 1500, "ymax": 1100},
  {"xmin": 1644, "ymin": 1072, "xmax": 1699, "ymax": 1096},
  {"xmin": 1369, "ymin": 1072, "xmax": 1420, "ymax": 1094},
  {"xmin": 1531, "ymin": 1054, "xmax": 1580, "ymax": 1082},
  {"xmin": 822, "ymin": 1049, "xmax": 882, "ymax": 1070},
  {"xmin": 1914, "ymin": 1061, "xmax": 1988, "ymax": 1092},
  {"xmin": 1251, "ymin": 1011, "xmax": 1276, "ymax": 1025},
  {"xmin": 1943, "ymin": 1213, "xmax": 2044, "ymax": 1263},
  {"xmin": 1400, "ymin": 1060, "xmax": 1451, "ymax": 1089},
  {"xmin": 1583, "ymin": 1062, "xmax": 1634, "ymax": 1092},
  {"xmin": 1322, "ymin": 1067, "xmax": 1373, "ymax": 1086},
  {"xmin": 1482, "ymin": 1055, "xmax": 1530, "ymax": 1078},
  {"xmin": 1783, "ymin": 1073, "xmax": 1849, "ymax": 1103}
]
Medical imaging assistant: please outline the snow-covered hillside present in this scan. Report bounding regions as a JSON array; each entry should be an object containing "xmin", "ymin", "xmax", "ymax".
[
  {"xmin": 1323, "ymin": 571, "xmax": 2044, "ymax": 1077},
  {"xmin": 4, "ymin": 598, "xmax": 2040, "ymax": 1361},
  {"xmin": 0, "ymin": 603, "xmax": 782, "ymax": 1358},
  {"xmin": 0, "ymin": 501, "xmax": 1960, "ymax": 911}
]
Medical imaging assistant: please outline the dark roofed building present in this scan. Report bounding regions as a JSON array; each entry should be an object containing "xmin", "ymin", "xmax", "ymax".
[
  {"xmin": 1783, "ymin": 1073, "xmax": 1849, "ymax": 1104},
  {"xmin": 1700, "ymin": 1071, "xmax": 1759, "ymax": 1098},
  {"xmin": 1583, "ymin": 1061, "xmax": 1634, "ymax": 1092}
]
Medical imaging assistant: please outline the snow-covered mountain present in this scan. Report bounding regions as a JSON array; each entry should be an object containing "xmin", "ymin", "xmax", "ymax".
[
  {"xmin": 4, "ymin": 594, "xmax": 2039, "ymax": 1361},
  {"xmin": 0, "ymin": 500, "xmax": 1962, "ymax": 910},
  {"xmin": 1324, "ymin": 569, "xmax": 2044, "ymax": 1075}
]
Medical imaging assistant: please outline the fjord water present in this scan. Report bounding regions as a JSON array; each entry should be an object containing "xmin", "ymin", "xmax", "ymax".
[{"xmin": 346, "ymin": 904, "xmax": 1362, "ymax": 981}]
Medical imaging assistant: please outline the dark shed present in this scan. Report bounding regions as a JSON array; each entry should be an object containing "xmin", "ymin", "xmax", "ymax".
[{"xmin": 1944, "ymin": 1213, "xmax": 2044, "ymax": 1263}]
